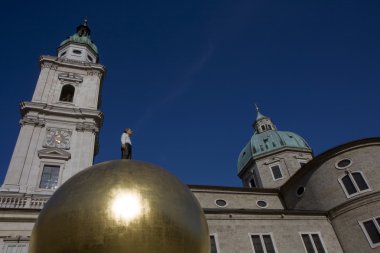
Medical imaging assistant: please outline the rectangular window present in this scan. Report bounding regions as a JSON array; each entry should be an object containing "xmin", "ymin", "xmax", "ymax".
[
  {"xmin": 352, "ymin": 172, "xmax": 369, "ymax": 191},
  {"xmin": 39, "ymin": 165, "xmax": 60, "ymax": 189},
  {"xmin": 270, "ymin": 165, "xmax": 283, "ymax": 180},
  {"xmin": 5, "ymin": 243, "xmax": 29, "ymax": 253},
  {"xmin": 360, "ymin": 217, "xmax": 380, "ymax": 248},
  {"xmin": 300, "ymin": 233, "xmax": 326, "ymax": 253},
  {"xmin": 341, "ymin": 175, "xmax": 357, "ymax": 195},
  {"xmin": 249, "ymin": 176, "xmax": 257, "ymax": 188},
  {"xmin": 210, "ymin": 235, "xmax": 218, "ymax": 253},
  {"xmin": 250, "ymin": 234, "xmax": 277, "ymax": 253},
  {"xmin": 339, "ymin": 171, "xmax": 370, "ymax": 198}
]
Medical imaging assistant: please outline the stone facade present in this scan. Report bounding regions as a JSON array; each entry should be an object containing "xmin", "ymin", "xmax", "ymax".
[
  {"xmin": 240, "ymin": 149, "xmax": 313, "ymax": 189},
  {"xmin": 1, "ymin": 55, "xmax": 105, "ymax": 195},
  {"xmin": 0, "ymin": 22, "xmax": 105, "ymax": 253}
]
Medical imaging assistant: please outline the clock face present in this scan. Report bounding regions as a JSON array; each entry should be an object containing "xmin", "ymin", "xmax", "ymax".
[{"xmin": 45, "ymin": 128, "xmax": 71, "ymax": 149}]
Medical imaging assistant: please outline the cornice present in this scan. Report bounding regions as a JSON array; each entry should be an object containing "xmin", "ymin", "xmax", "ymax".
[
  {"xmin": 189, "ymin": 184, "xmax": 280, "ymax": 195},
  {"xmin": 203, "ymin": 207, "xmax": 327, "ymax": 216},
  {"xmin": 328, "ymin": 191, "xmax": 380, "ymax": 220},
  {"xmin": 20, "ymin": 115, "xmax": 45, "ymax": 127},
  {"xmin": 39, "ymin": 55, "xmax": 106, "ymax": 78},
  {"xmin": 38, "ymin": 148, "xmax": 71, "ymax": 160},
  {"xmin": 2, "ymin": 235, "xmax": 31, "ymax": 242},
  {"xmin": 20, "ymin": 101, "xmax": 103, "ymax": 127}
]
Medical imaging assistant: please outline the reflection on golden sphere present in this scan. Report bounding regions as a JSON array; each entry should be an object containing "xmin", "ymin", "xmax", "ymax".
[{"xmin": 29, "ymin": 160, "xmax": 210, "ymax": 253}]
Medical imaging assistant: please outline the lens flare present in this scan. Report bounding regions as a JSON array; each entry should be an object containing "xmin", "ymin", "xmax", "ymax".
[{"xmin": 110, "ymin": 191, "xmax": 143, "ymax": 223}]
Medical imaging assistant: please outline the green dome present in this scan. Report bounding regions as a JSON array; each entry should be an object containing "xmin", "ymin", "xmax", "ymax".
[
  {"xmin": 237, "ymin": 130, "xmax": 311, "ymax": 174},
  {"xmin": 60, "ymin": 33, "xmax": 98, "ymax": 53}
]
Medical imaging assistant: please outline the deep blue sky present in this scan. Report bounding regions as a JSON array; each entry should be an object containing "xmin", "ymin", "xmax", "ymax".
[{"xmin": 0, "ymin": 0, "xmax": 379, "ymax": 187}]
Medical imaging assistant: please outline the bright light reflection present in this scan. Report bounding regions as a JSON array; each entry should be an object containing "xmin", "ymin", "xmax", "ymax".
[{"xmin": 111, "ymin": 192, "xmax": 142, "ymax": 222}]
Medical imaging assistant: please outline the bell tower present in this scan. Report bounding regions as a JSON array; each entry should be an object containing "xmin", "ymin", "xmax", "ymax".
[{"xmin": 1, "ymin": 20, "xmax": 105, "ymax": 195}]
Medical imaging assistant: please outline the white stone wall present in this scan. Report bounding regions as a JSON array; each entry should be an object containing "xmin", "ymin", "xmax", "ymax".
[
  {"xmin": 207, "ymin": 213, "xmax": 343, "ymax": 253},
  {"xmin": 331, "ymin": 197, "xmax": 380, "ymax": 253},
  {"xmin": 283, "ymin": 144, "xmax": 380, "ymax": 211},
  {"xmin": 58, "ymin": 44, "xmax": 97, "ymax": 63},
  {"xmin": 1, "ymin": 56, "xmax": 104, "ymax": 195},
  {"xmin": 192, "ymin": 188, "xmax": 284, "ymax": 210},
  {"xmin": 32, "ymin": 56, "xmax": 104, "ymax": 110}
]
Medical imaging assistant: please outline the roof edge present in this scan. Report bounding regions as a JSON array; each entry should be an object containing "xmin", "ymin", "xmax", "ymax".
[
  {"xmin": 188, "ymin": 184, "xmax": 280, "ymax": 194},
  {"xmin": 203, "ymin": 208, "xmax": 328, "ymax": 216}
]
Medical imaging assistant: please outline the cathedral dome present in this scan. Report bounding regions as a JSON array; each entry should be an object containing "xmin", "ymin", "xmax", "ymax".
[
  {"xmin": 29, "ymin": 160, "xmax": 210, "ymax": 253},
  {"xmin": 238, "ymin": 130, "xmax": 311, "ymax": 173},
  {"xmin": 237, "ymin": 107, "xmax": 311, "ymax": 174}
]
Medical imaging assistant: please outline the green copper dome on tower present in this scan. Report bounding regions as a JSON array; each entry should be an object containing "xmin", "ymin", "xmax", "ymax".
[
  {"xmin": 237, "ymin": 107, "xmax": 311, "ymax": 174},
  {"xmin": 60, "ymin": 19, "xmax": 98, "ymax": 53}
]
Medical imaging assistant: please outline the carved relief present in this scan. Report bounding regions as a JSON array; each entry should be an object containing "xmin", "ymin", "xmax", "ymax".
[
  {"xmin": 58, "ymin": 72, "xmax": 83, "ymax": 84},
  {"xmin": 38, "ymin": 148, "xmax": 71, "ymax": 160},
  {"xmin": 76, "ymin": 122, "xmax": 99, "ymax": 133},
  {"xmin": 58, "ymin": 57, "xmax": 92, "ymax": 66},
  {"xmin": 20, "ymin": 116, "xmax": 45, "ymax": 127},
  {"xmin": 41, "ymin": 62, "xmax": 58, "ymax": 70},
  {"xmin": 43, "ymin": 127, "xmax": 72, "ymax": 149},
  {"xmin": 87, "ymin": 70, "xmax": 102, "ymax": 78}
]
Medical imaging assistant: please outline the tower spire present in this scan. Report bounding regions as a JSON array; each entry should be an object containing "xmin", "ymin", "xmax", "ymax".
[
  {"xmin": 255, "ymin": 103, "xmax": 259, "ymax": 113},
  {"xmin": 254, "ymin": 103, "xmax": 265, "ymax": 121}
]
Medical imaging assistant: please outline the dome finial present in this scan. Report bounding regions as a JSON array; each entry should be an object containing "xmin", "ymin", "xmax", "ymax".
[
  {"xmin": 84, "ymin": 17, "xmax": 88, "ymax": 26},
  {"xmin": 254, "ymin": 103, "xmax": 265, "ymax": 121},
  {"xmin": 255, "ymin": 103, "xmax": 259, "ymax": 112}
]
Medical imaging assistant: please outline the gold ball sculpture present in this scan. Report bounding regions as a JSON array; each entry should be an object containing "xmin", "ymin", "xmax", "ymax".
[{"xmin": 29, "ymin": 160, "xmax": 210, "ymax": 253}]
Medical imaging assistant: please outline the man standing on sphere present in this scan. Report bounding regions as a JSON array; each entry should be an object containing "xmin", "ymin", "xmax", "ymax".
[{"xmin": 121, "ymin": 128, "xmax": 133, "ymax": 159}]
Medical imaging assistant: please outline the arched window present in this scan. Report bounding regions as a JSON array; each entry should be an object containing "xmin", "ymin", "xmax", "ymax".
[
  {"xmin": 59, "ymin": 85, "xmax": 75, "ymax": 102},
  {"xmin": 339, "ymin": 171, "xmax": 370, "ymax": 198}
]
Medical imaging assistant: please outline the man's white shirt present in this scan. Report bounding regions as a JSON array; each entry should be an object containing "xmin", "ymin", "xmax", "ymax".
[{"xmin": 121, "ymin": 133, "xmax": 132, "ymax": 145}]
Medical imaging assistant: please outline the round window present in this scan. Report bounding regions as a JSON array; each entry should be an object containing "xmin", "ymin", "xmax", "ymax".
[
  {"xmin": 256, "ymin": 200, "xmax": 268, "ymax": 208},
  {"xmin": 215, "ymin": 199, "xmax": 227, "ymax": 207},
  {"xmin": 296, "ymin": 186, "xmax": 305, "ymax": 197},
  {"xmin": 335, "ymin": 159, "xmax": 352, "ymax": 169}
]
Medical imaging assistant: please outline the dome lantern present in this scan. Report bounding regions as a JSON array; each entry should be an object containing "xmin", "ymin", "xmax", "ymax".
[
  {"xmin": 253, "ymin": 104, "xmax": 277, "ymax": 134},
  {"xmin": 57, "ymin": 19, "xmax": 99, "ymax": 63}
]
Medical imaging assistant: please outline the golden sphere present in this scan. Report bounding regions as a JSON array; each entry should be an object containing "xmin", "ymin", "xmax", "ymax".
[{"xmin": 29, "ymin": 160, "xmax": 210, "ymax": 253}]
